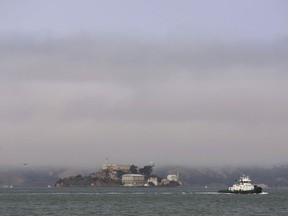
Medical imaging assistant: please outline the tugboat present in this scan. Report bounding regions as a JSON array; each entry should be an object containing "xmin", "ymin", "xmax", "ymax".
[{"xmin": 218, "ymin": 175, "xmax": 262, "ymax": 194}]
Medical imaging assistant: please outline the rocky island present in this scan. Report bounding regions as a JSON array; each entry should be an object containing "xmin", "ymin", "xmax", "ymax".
[{"xmin": 55, "ymin": 161, "xmax": 181, "ymax": 187}]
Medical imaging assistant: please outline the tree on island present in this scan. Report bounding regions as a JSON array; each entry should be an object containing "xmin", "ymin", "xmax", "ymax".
[
  {"xmin": 116, "ymin": 170, "xmax": 127, "ymax": 178},
  {"xmin": 139, "ymin": 165, "xmax": 153, "ymax": 180},
  {"xmin": 129, "ymin": 165, "xmax": 138, "ymax": 174}
]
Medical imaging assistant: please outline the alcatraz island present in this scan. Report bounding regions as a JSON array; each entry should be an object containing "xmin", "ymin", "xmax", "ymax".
[{"xmin": 55, "ymin": 160, "xmax": 181, "ymax": 187}]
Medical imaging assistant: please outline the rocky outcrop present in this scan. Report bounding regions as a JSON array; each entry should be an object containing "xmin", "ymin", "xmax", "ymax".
[
  {"xmin": 55, "ymin": 168, "xmax": 122, "ymax": 187},
  {"xmin": 160, "ymin": 179, "xmax": 181, "ymax": 187}
]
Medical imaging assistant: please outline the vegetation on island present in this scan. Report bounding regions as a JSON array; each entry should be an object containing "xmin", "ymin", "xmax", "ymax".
[
  {"xmin": 55, "ymin": 169, "xmax": 122, "ymax": 187},
  {"xmin": 55, "ymin": 164, "xmax": 161, "ymax": 187}
]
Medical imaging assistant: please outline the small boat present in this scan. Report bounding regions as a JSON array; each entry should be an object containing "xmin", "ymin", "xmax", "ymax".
[{"xmin": 218, "ymin": 175, "xmax": 262, "ymax": 194}]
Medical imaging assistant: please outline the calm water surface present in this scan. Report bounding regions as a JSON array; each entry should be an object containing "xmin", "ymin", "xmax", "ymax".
[{"xmin": 0, "ymin": 187, "xmax": 287, "ymax": 215}]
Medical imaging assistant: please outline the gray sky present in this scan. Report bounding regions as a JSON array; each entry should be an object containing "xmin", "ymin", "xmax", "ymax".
[{"xmin": 0, "ymin": 0, "xmax": 288, "ymax": 168}]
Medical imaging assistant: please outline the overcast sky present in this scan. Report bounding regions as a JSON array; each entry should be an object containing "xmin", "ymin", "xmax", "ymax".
[{"xmin": 1, "ymin": 0, "xmax": 288, "ymax": 168}]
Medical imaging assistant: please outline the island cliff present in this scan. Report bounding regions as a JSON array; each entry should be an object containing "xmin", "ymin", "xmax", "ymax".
[{"xmin": 55, "ymin": 168, "xmax": 121, "ymax": 187}]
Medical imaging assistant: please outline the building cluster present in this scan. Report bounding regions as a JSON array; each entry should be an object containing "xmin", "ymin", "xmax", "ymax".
[
  {"xmin": 101, "ymin": 159, "xmax": 181, "ymax": 187},
  {"xmin": 102, "ymin": 163, "xmax": 131, "ymax": 172},
  {"xmin": 121, "ymin": 173, "xmax": 181, "ymax": 187}
]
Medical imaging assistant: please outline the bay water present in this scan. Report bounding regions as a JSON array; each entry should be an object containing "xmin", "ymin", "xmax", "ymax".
[{"xmin": 0, "ymin": 187, "xmax": 287, "ymax": 215}]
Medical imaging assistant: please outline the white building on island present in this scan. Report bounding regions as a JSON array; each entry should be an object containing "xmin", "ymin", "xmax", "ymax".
[
  {"xmin": 122, "ymin": 174, "xmax": 145, "ymax": 187},
  {"xmin": 167, "ymin": 174, "xmax": 178, "ymax": 182},
  {"xmin": 102, "ymin": 158, "xmax": 131, "ymax": 172}
]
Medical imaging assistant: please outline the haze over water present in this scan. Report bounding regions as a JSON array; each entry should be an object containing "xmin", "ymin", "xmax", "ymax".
[{"xmin": 1, "ymin": 0, "xmax": 288, "ymax": 168}]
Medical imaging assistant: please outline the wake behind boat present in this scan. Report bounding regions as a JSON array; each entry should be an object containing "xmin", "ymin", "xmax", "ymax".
[{"xmin": 218, "ymin": 175, "xmax": 262, "ymax": 194}]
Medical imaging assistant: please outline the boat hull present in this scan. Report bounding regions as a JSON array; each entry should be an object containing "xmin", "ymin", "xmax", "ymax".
[{"xmin": 218, "ymin": 186, "xmax": 262, "ymax": 194}]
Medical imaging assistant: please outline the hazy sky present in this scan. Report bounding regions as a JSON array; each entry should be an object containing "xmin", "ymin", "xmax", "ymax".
[{"xmin": 1, "ymin": 0, "xmax": 288, "ymax": 168}]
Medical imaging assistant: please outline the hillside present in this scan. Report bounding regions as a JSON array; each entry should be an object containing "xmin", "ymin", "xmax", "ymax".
[
  {"xmin": 0, "ymin": 166, "xmax": 92, "ymax": 187},
  {"xmin": 156, "ymin": 165, "xmax": 288, "ymax": 188}
]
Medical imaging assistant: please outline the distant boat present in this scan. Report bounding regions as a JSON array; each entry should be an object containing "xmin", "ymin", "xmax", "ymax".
[
  {"xmin": 218, "ymin": 175, "xmax": 262, "ymax": 194},
  {"xmin": 1, "ymin": 185, "xmax": 13, "ymax": 188}
]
